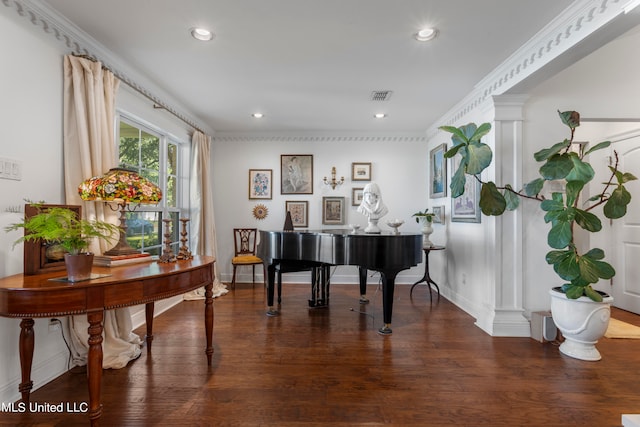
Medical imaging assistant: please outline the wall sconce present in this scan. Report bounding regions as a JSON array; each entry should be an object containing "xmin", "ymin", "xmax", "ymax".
[{"xmin": 323, "ymin": 167, "xmax": 344, "ymax": 190}]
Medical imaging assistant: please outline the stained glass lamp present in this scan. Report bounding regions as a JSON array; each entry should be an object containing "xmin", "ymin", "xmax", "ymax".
[{"xmin": 78, "ymin": 168, "xmax": 162, "ymax": 256}]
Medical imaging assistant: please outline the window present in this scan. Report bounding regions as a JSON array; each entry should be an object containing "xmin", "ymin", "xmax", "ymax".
[{"xmin": 117, "ymin": 116, "xmax": 188, "ymax": 256}]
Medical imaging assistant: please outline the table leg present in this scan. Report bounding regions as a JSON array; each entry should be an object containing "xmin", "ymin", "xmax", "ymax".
[
  {"xmin": 145, "ymin": 302, "xmax": 155, "ymax": 353},
  {"xmin": 18, "ymin": 318, "xmax": 34, "ymax": 403},
  {"xmin": 204, "ymin": 280, "xmax": 214, "ymax": 365},
  {"xmin": 87, "ymin": 310, "xmax": 104, "ymax": 426}
]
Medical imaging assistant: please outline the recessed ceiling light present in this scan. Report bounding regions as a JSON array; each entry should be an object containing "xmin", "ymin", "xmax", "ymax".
[
  {"xmin": 414, "ymin": 28, "xmax": 438, "ymax": 42},
  {"xmin": 252, "ymin": 113, "xmax": 264, "ymax": 118},
  {"xmin": 190, "ymin": 27, "xmax": 214, "ymax": 41},
  {"xmin": 374, "ymin": 113, "xmax": 386, "ymax": 119}
]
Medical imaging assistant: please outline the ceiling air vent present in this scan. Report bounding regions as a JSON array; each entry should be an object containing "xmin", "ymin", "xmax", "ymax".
[{"xmin": 370, "ymin": 90, "xmax": 393, "ymax": 101}]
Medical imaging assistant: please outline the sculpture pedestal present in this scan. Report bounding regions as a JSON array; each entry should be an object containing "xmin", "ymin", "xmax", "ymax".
[{"xmin": 365, "ymin": 219, "xmax": 381, "ymax": 234}]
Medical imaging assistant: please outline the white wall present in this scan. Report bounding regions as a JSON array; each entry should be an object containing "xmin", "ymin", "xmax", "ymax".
[
  {"xmin": 211, "ymin": 134, "xmax": 445, "ymax": 285},
  {"xmin": 0, "ymin": 5, "xmax": 194, "ymax": 403}
]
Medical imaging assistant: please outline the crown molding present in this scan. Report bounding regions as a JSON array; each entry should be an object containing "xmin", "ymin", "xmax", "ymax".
[
  {"xmin": 426, "ymin": 0, "xmax": 629, "ymax": 140},
  {"xmin": 2, "ymin": 0, "xmax": 213, "ymax": 135},
  {"xmin": 213, "ymin": 133, "xmax": 427, "ymax": 143}
]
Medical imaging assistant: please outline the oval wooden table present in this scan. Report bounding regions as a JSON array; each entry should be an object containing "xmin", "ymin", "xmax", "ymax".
[{"xmin": 0, "ymin": 255, "xmax": 216, "ymax": 426}]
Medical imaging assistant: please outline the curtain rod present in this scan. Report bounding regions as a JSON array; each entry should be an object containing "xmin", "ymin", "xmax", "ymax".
[{"xmin": 72, "ymin": 54, "xmax": 207, "ymax": 135}]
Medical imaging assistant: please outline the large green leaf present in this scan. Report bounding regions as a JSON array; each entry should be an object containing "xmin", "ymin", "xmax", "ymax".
[
  {"xmin": 558, "ymin": 110, "xmax": 580, "ymax": 129},
  {"xmin": 479, "ymin": 181, "xmax": 506, "ymax": 216},
  {"xmin": 565, "ymin": 154, "xmax": 594, "ymax": 183},
  {"xmin": 547, "ymin": 249, "xmax": 579, "ymax": 280},
  {"xmin": 604, "ymin": 186, "xmax": 632, "ymax": 219},
  {"xmin": 539, "ymin": 153, "xmax": 574, "ymax": 180},
  {"xmin": 444, "ymin": 144, "xmax": 463, "ymax": 159},
  {"xmin": 450, "ymin": 161, "xmax": 467, "ymax": 198},
  {"xmin": 439, "ymin": 125, "xmax": 470, "ymax": 144},
  {"xmin": 573, "ymin": 208, "xmax": 602, "ymax": 232},
  {"xmin": 584, "ymin": 286, "xmax": 604, "ymax": 302},
  {"xmin": 564, "ymin": 180, "xmax": 584, "ymax": 207},
  {"xmin": 563, "ymin": 284, "xmax": 586, "ymax": 299},
  {"xmin": 534, "ymin": 140, "xmax": 570, "ymax": 162},
  {"xmin": 469, "ymin": 122, "xmax": 492, "ymax": 142},
  {"xmin": 503, "ymin": 185, "xmax": 520, "ymax": 211},
  {"xmin": 584, "ymin": 140, "xmax": 611, "ymax": 156},
  {"xmin": 465, "ymin": 141, "xmax": 493, "ymax": 175},
  {"xmin": 540, "ymin": 192, "xmax": 565, "ymax": 213},
  {"xmin": 524, "ymin": 178, "xmax": 545, "ymax": 197},
  {"xmin": 548, "ymin": 220, "xmax": 572, "ymax": 249},
  {"xmin": 578, "ymin": 252, "xmax": 615, "ymax": 283}
]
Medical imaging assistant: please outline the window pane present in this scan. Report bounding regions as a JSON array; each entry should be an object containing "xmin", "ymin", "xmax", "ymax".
[
  {"xmin": 167, "ymin": 143, "xmax": 177, "ymax": 175},
  {"xmin": 166, "ymin": 175, "xmax": 176, "ymax": 207},
  {"xmin": 125, "ymin": 211, "xmax": 160, "ymax": 253},
  {"xmin": 141, "ymin": 131, "xmax": 160, "ymax": 172},
  {"xmin": 119, "ymin": 122, "xmax": 140, "ymax": 170}
]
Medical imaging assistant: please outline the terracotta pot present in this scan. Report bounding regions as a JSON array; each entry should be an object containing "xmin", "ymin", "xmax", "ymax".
[{"xmin": 64, "ymin": 253, "xmax": 94, "ymax": 282}]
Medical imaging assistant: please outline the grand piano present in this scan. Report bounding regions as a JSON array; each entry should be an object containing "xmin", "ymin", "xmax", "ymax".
[{"xmin": 257, "ymin": 229, "xmax": 422, "ymax": 334}]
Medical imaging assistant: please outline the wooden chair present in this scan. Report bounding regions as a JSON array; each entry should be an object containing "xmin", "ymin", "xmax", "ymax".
[{"xmin": 231, "ymin": 228, "xmax": 265, "ymax": 287}]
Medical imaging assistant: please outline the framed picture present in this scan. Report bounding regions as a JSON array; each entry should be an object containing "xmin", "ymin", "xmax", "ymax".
[
  {"xmin": 450, "ymin": 157, "xmax": 482, "ymax": 223},
  {"xmin": 248, "ymin": 169, "xmax": 272, "ymax": 199},
  {"xmin": 23, "ymin": 204, "xmax": 82, "ymax": 275},
  {"xmin": 351, "ymin": 162, "xmax": 372, "ymax": 181},
  {"xmin": 281, "ymin": 155, "xmax": 313, "ymax": 194},
  {"xmin": 322, "ymin": 197, "xmax": 345, "ymax": 225},
  {"xmin": 285, "ymin": 200, "xmax": 308, "ymax": 227},
  {"xmin": 432, "ymin": 206, "xmax": 444, "ymax": 224},
  {"xmin": 352, "ymin": 187, "xmax": 364, "ymax": 206},
  {"xmin": 430, "ymin": 144, "xmax": 447, "ymax": 198}
]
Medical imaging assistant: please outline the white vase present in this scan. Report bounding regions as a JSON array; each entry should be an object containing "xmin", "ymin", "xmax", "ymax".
[
  {"xmin": 549, "ymin": 288, "xmax": 613, "ymax": 361},
  {"xmin": 421, "ymin": 222, "xmax": 434, "ymax": 247}
]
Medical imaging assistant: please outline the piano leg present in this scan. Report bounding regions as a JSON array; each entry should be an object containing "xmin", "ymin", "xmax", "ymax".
[
  {"xmin": 378, "ymin": 270, "xmax": 400, "ymax": 335},
  {"xmin": 266, "ymin": 263, "xmax": 279, "ymax": 316},
  {"xmin": 358, "ymin": 267, "xmax": 369, "ymax": 304}
]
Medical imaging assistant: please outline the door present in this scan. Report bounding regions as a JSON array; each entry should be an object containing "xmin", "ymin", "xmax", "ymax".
[{"xmin": 608, "ymin": 130, "xmax": 640, "ymax": 314}]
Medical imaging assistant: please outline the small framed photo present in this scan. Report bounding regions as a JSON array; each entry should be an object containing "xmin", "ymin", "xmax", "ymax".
[
  {"xmin": 351, "ymin": 162, "xmax": 372, "ymax": 181},
  {"xmin": 352, "ymin": 187, "xmax": 364, "ymax": 206},
  {"xmin": 451, "ymin": 156, "xmax": 482, "ymax": 223},
  {"xmin": 430, "ymin": 144, "xmax": 447, "ymax": 198},
  {"xmin": 281, "ymin": 154, "xmax": 313, "ymax": 194},
  {"xmin": 322, "ymin": 197, "xmax": 345, "ymax": 225},
  {"xmin": 285, "ymin": 200, "xmax": 308, "ymax": 228},
  {"xmin": 432, "ymin": 205, "xmax": 444, "ymax": 224},
  {"xmin": 248, "ymin": 169, "xmax": 272, "ymax": 199}
]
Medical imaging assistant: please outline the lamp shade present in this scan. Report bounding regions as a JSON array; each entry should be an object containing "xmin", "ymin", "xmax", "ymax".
[{"xmin": 78, "ymin": 168, "xmax": 162, "ymax": 204}]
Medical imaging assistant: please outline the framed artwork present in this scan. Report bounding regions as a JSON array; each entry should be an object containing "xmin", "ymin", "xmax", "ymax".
[
  {"xmin": 430, "ymin": 144, "xmax": 447, "ymax": 198},
  {"xmin": 248, "ymin": 169, "xmax": 272, "ymax": 199},
  {"xmin": 351, "ymin": 162, "xmax": 372, "ymax": 181},
  {"xmin": 24, "ymin": 204, "xmax": 82, "ymax": 275},
  {"xmin": 352, "ymin": 187, "xmax": 364, "ymax": 206},
  {"xmin": 450, "ymin": 157, "xmax": 482, "ymax": 223},
  {"xmin": 322, "ymin": 197, "xmax": 345, "ymax": 225},
  {"xmin": 432, "ymin": 205, "xmax": 444, "ymax": 224},
  {"xmin": 285, "ymin": 200, "xmax": 308, "ymax": 227},
  {"xmin": 281, "ymin": 154, "xmax": 313, "ymax": 194}
]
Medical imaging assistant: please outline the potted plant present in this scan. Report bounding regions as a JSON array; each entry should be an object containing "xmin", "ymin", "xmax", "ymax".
[
  {"xmin": 6, "ymin": 205, "xmax": 119, "ymax": 281},
  {"xmin": 412, "ymin": 209, "xmax": 436, "ymax": 247},
  {"xmin": 440, "ymin": 110, "xmax": 637, "ymax": 360}
]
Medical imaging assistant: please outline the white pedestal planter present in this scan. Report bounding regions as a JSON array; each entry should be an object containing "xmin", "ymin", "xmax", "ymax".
[{"xmin": 549, "ymin": 288, "xmax": 613, "ymax": 361}]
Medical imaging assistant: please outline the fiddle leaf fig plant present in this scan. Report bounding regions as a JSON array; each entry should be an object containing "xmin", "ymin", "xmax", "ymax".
[{"xmin": 440, "ymin": 110, "xmax": 637, "ymax": 302}]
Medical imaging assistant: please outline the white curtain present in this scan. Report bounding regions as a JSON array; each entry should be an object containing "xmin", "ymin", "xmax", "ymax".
[
  {"xmin": 62, "ymin": 55, "xmax": 142, "ymax": 369},
  {"xmin": 183, "ymin": 130, "xmax": 227, "ymax": 300}
]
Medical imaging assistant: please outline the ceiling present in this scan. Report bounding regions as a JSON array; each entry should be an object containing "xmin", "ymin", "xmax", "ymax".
[{"xmin": 42, "ymin": 0, "xmax": 575, "ymax": 134}]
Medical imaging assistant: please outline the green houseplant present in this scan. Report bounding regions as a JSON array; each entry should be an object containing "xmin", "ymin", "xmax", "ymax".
[
  {"xmin": 6, "ymin": 205, "xmax": 119, "ymax": 281},
  {"xmin": 412, "ymin": 209, "xmax": 436, "ymax": 247},
  {"xmin": 440, "ymin": 110, "xmax": 637, "ymax": 360},
  {"xmin": 412, "ymin": 209, "xmax": 436, "ymax": 224}
]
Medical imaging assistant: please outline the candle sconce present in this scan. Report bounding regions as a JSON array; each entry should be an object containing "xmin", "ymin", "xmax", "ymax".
[{"xmin": 323, "ymin": 166, "xmax": 344, "ymax": 190}]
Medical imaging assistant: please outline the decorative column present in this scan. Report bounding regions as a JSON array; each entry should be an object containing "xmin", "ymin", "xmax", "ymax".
[{"xmin": 474, "ymin": 94, "xmax": 531, "ymax": 337}]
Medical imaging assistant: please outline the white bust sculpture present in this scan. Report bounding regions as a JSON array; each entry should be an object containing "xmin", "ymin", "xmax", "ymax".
[{"xmin": 357, "ymin": 182, "xmax": 388, "ymax": 233}]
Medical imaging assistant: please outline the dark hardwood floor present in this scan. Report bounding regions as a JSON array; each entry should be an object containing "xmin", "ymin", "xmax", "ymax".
[{"xmin": 3, "ymin": 282, "xmax": 640, "ymax": 426}]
